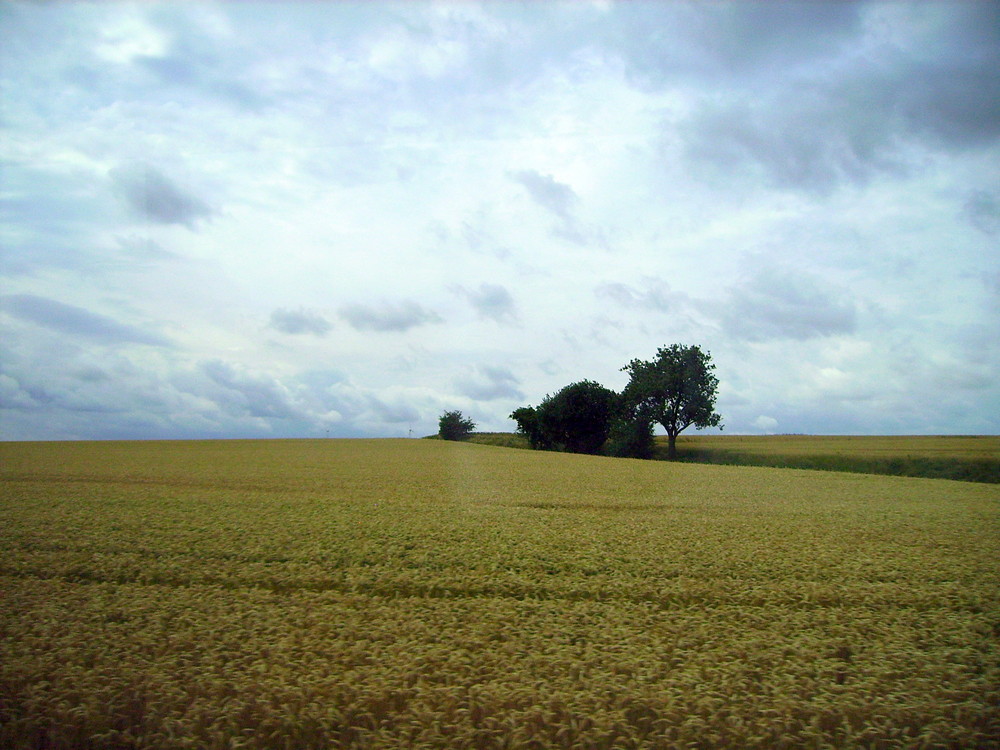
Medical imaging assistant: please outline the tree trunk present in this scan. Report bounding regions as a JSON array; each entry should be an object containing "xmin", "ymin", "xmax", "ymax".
[{"xmin": 667, "ymin": 432, "xmax": 677, "ymax": 460}]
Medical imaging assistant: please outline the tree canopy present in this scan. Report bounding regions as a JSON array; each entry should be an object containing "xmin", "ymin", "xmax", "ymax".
[
  {"xmin": 438, "ymin": 410, "xmax": 476, "ymax": 441},
  {"xmin": 604, "ymin": 406, "xmax": 656, "ymax": 459},
  {"xmin": 620, "ymin": 344, "xmax": 722, "ymax": 459},
  {"xmin": 509, "ymin": 406, "xmax": 551, "ymax": 451},
  {"xmin": 510, "ymin": 343, "xmax": 721, "ymax": 460},
  {"xmin": 511, "ymin": 380, "xmax": 617, "ymax": 455}
]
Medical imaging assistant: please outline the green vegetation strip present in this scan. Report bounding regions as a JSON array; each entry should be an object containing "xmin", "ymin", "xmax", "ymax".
[
  {"xmin": 673, "ymin": 449, "xmax": 999, "ymax": 483},
  {"xmin": 1, "ymin": 439, "xmax": 998, "ymax": 749},
  {"xmin": 468, "ymin": 432, "xmax": 1000, "ymax": 483},
  {"xmin": 671, "ymin": 435, "xmax": 1000, "ymax": 484}
]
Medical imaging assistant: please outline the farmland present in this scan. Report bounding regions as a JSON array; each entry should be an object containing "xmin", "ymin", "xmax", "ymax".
[
  {"xmin": 670, "ymin": 434, "xmax": 1000, "ymax": 484},
  {"xmin": 1, "ymin": 438, "xmax": 999, "ymax": 749},
  {"xmin": 674, "ymin": 434, "xmax": 1000, "ymax": 461},
  {"xmin": 466, "ymin": 433, "xmax": 1000, "ymax": 483}
]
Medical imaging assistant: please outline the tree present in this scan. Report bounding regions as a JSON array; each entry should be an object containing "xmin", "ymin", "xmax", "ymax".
[
  {"xmin": 438, "ymin": 410, "xmax": 476, "ymax": 441},
  {"xmin": 605, "ymin": 402, "xmax": 655, "ymax": 459},
  {"xmin": 510, "ymin": 406, "xmax": 552, "ymax": 450},
  {"xmin": 621, "ymin": 344, "xmax": 722, "ymax": 459},
  {"xmin": 511, "ymin": 380, "xmax": 617, "ymax": 455},
  {"xmin": 546, "ymin": 380, "xmax": 617, "ymax": 454}
]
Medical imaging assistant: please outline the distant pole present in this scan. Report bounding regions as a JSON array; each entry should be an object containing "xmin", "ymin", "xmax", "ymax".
[{"xmin": 325, "ymin": 429, "xmax": 329, "ymax": 439}]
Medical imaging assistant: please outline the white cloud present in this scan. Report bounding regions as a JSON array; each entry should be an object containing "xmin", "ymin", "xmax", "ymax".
[
  {"xmin": 752, "ymin": 416, "xmax": 778, "ymax": 434},
  {"xmin": 94, "ymin": 13, "xmax": 169, "ymax": 64}
]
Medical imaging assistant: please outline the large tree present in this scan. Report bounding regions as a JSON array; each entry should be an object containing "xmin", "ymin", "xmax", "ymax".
[{"xmin": 621, "ymin": 344, "xmax": 722, "ymax": 459}]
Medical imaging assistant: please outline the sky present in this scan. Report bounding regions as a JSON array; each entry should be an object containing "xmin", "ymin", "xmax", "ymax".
[{"xmin": 1, "ymin": 0, "xmax": 998, "ymax": 441}]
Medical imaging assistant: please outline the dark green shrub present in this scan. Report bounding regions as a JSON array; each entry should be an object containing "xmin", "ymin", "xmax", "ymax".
[
  {"xmin": 438, "ymin": 410, "xmax": 476, "ymax": 441},
  {"xmin": 605, "ymin": 413, "xmax": 655, "ymax": 459},
  {"xmin": 513, "ymin": 381, "xmax": 617, "ymax": 455}
]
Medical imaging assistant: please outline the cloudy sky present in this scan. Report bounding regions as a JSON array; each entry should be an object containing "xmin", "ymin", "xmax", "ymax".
[{"xmin": 2, "ymin": 1, "xmax": 998, "ymax": 440}]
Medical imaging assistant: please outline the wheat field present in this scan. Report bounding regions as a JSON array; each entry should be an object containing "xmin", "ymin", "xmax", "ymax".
[
  {"xmin": 1, "ymin": 439, "xmax": 998, "ymax": 749},
  {"xmin": 670, "ymin": 434, "xmax": 1000, "ymax": 483},
  {"xmin": 674, "ymin": 434, "xmax": 1000, "ymax": 460}
]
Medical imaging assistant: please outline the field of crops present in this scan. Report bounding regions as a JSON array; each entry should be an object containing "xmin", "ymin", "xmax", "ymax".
[
  {"xmin": 670, "ymin": 434, "xmax": 1000, "ymax": 483},
  {"xmin": 673, "ymin": 434, "xmax": 1000, "ymax": 460},
  {"xmin": 2, "ymin": 439, "xmax": 998, "ymax": 749},
  {"xmin": 468, "ymin": 433, "xmax": 1000, "ymax": 483}
]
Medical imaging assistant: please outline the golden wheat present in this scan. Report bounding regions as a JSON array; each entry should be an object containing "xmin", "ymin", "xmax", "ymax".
[{"xmin": 1, "ymin": 439, "xmax": 998, "ymax": 748}]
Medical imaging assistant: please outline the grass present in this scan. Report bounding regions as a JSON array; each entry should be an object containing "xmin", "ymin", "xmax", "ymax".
[
  {"xmin": 424, "ymin": 432, "xmax": 530, "ymax": 449},
  {"xmin": 451, "ymin": 432, "xmax": 999, "ymax": 483},
  {"xmin": 466, "ymin": 432, "xmax": 532, "ymax": 449},
  {"xmin": 670, "ymin": 434, "xmax": 1000, "ymax": 484},
  {"xmin": 1, "ymin": 438, "xmax": 998, "ymax": 749}
]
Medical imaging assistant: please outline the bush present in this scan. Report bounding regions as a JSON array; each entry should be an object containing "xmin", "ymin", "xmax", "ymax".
[
  {"xmin": 512, "ymin": 381, "xmax": 617, "ymax": 455},
  {"xmin": 510, "ymin": 406, "xmax": 552, "ymax": 450},
  {"xmin": 605, "ymin": 413, "xmax": 655, "ymax": 459}
]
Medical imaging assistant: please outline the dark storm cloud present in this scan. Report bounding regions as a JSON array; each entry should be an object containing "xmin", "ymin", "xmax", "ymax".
[
  {"xmin": 899, "ymin": 61, "xmax": 1000, "ymax": 150},
  {"xmin": 681, "ymin": 91, "xmax": 904, "ymax": 193},
  {"xmin": 456, "ymin": 365, "xmax": 523, "ymax": 402},
  {"xmin": 717, "ymin": 269, "xmax": 857, "ymax": 341},
  {"xmin": 110, "ymin": 163, "xmax": 213, "ymax": 228},
  {"xmin": 338, "ymin": 301, "xmax": 442, "ymax": 333},
  {"xmin": 608, "ymin": 1, "xmax": 864, "ymax": 89},
  {"xmin": 509, "ymin": 170, "xmax": 578, "ymax": 220},
  {"xmin": 892, "ymin": 2, "xmax": 1000, "ymax": 149},
  {"xmin": 675, "ymin": 2, "xmax": 1000, "ymax": 192},
  {"xmin": 701, "ymin": 1, "xmax": 864, "ymax": 74},
  {"xmin": 459, "ymin": 283, "xmax": 517, "ymax": 323},
  {"xmin": 269, "ymin": 308, "xmax": 332, "ymax": 336},
  {"xmin": 2, "ymin": 294, "xmax": 172, "ymax": 347}
]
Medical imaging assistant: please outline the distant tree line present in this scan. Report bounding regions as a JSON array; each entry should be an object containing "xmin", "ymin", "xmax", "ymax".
[{"xmin": 511, "ymin": 344, "xmax": 722, "ymax": 460}]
